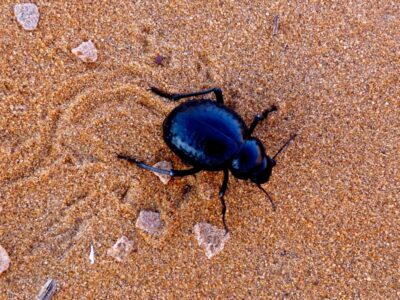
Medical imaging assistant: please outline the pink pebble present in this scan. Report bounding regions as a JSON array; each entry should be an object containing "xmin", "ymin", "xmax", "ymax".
[
  {"xmin": 0, "ymin": 245, "xmax": 10, "ymax": 274},
  {"xmin": 107, "ymin": 236, "xmax": 135, "ymax": 262},
  {"xmin": 14, "ymin": 3, "xmax": 40, "ymax": 31},
  {"xmin": 136, "ymin": 211, "xmax": 165, "ymax": 235},
  {"xmin": 71, "ymin": 40, "xmax": 98, "ymax": 63},
  {"xmin": 194, "ymin": 222, "xmax": 229, "ymax": 259},
  {"xmin": 152, "ymin": 161, "xmax": 172, "ymax": 184}
]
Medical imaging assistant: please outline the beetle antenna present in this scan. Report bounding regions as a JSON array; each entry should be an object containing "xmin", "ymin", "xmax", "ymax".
[
  {"xmin": 257, "ymin": 184, "xmax": 276, "ymax": 211},
  {"xmin": 272, "ymin": 133, "xmax": 297, "ymax": 160}
]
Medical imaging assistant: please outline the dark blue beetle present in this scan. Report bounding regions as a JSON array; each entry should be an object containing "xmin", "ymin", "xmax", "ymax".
[{"xmin": 118, "ymin": 87, "xmax": 295, "ymax": 233}]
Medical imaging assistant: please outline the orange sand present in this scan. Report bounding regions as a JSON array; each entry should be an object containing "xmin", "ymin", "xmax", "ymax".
[{"xmin": 1, "ymin": 1, "xmax": 399, "ymax": 298}]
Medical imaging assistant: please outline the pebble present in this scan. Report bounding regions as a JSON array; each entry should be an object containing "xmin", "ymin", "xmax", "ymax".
[
  {"xmin": 136, "ymin": 210, "xmax": 165, "ymax": 235},
  {"xmin": 152, "ymin": 161, "xmax": 172, "ymax": 184},
  {"xmin": 194, "ymin": 222, "xmax": 229, "ymax": 259},
  {"xmin": 89, "ymin": 244, "xmax": 95, "ymax": 265},
  {"xmin": 197, "ymin": 182, "xmax": 214, "ymax": 201},
  {"xmin": 272, "ymin": 15, "xmax": 280, "ymax": 35},
  {"xmin": 107, "ymin": 236, "xmax": 135, "ymax": 262},
  {"xmin": 14, "ymin": 3, "xmax": 40, "ymax": 31},
  {"xmin": 71, "ymin": 40, "xmax": 98, "ymax": 63},
  {"xmin": 0, "ymin": 245, "xmax": 10, "ymax": 274},
  {"xmin": 36, "ymin": 279, "xmax": 57, "ymax": 300},
  {"xmin": 155, "ymin": 55, "xmax": 165, "ymax": 65}
]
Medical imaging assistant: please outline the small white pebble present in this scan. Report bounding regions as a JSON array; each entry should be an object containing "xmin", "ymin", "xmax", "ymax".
[
  {"xmin": 89, "ymin": 244, "xmax": 95, "ymax": 265},
  {"xmin": 152, "ymin": 161, "xmax": 172, "ymax": 184},
  {"xmin": 107, "ymin": 236, "xmax": 135, "ymax": 262},
  {"xmin": 194, "ymin": 222, "xmax": 229, "ymax": 259},
  {"xmin": 0, "ymin": 245, "xmax": 10, "ymax": 274},
  {"xmin": 14, "ymin": 3, "xmax": 39, "ymax": 31},
  {"xmin": 71, "ymin": 40, "xmax": 98, "ymax": 63},
  {"xmin": 136, "ymin": 210, "xmax": 164, "ymax": 235}
]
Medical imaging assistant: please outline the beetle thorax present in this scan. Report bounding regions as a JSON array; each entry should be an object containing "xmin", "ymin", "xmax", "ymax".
[{"xmin": 229, "ymin": 138, "xmax": 269, "ymax": 180}]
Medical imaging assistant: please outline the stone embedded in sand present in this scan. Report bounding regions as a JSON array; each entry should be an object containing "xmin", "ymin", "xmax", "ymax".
[
  {"xmin": 272, "ymin": 15, "xmax": 280, "ymax": 35},
  {"xmin": 14, "ymin": 3, "xmax": 40, "ymax": 31},
  {"xmin": 107, "ymin": 236, "xmax": 135, "ymax": 262},
  {"xmin": 71, "ymin": 40, "xmax": 98, "ymax": 63},
  {"xmin": 152, "ymin": 161, "xmax": 172, "ymax": 184},
  {"xmin": 194, "ymin": 222, "xmax": 230, "ymax": 259},
  {"xmin": 136, "ymin": 210, "xmax": 165, "ymax": 235},
  {"xmin": 36, "ymin": 279, "xmax": 57, "ymax": 300},
  {"xmin": 0, "ymin": 245, "xmax": 10, "ymax": 274},
  {"xmin": 155, "ymin": 55, "xmax": 165, "ymax": 65},
  {"xmin": 197, "ymin": 182, "xmax": 214, "ymax": 201}
]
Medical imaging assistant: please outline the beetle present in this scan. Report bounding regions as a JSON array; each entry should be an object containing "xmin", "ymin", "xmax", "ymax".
[{"xmin": 118, "ymin": 86, "xmax": 296, "ymax": 233}]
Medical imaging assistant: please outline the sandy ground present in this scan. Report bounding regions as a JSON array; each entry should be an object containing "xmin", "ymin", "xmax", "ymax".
[{"xmin": 1, "ymin": 1, "xmax": 399, "ymax": 299}]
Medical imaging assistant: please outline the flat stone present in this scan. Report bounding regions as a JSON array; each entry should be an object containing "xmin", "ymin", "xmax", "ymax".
[
  {"xmin": 71, "ymin": 40, "xmax": 98, "ymax": 63},
  {"xmin": 0, "ymin": 245, "xmax": 10, "ymax": 274},
  {"xmin": 194, "ymin": 222, "xmax": 229, "ymax": 259},
  {"xmin": 107, "ymin": 236, "xmax": 135, "ymax": 262},
  {"xmin": 136, "ymin": 210, "xmax": 164, "ymax": 235},
  {"xmin": 197, "ymin": 182, "xmax": 214, "ymax": 201},
  {"xmin": 14, "ymin": 3, "xmax": 39, "ymax": 31},
  {"xmin": 152, "ymin": 161, "xmax": 172, "ymax": 184}
]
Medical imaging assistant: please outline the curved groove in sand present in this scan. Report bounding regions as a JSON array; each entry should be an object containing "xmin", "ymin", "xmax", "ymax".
[{"xmin": 1, "ymin": 63, "xmax": 172, "ymax": 189}]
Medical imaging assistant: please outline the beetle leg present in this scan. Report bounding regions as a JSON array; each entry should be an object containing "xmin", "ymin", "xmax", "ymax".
[
  {"xmin": 218, "ymin": 169, "xmax": 229, "ymax": 234},
  {"xmin": 150, "ymin": 86, "xmax": 224, "ymax": 103},
  {"xmin": 246, "ymin": 105, "xmax": 277, "ymax": 137},
  {"xmin": 169, "ymin": 168, "xmax": 201, "ymax": 177},
  {"xmin": 117, "ymin": 155, "xmax": 200, "ymax": 177}
]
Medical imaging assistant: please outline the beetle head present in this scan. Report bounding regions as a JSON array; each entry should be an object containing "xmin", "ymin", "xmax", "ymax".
[
  {"xmin": 230, "ymin": 133, "xmax": 296, "ymax": 212},
  {"xmin": 250, "ymin": 155, "xmax": 276, "ymax": 184},
  {"xmin": 230, "ymin": 138, "xmax": 275, "ymax": 183}
]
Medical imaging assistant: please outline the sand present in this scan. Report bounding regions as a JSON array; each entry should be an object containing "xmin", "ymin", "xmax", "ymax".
[{"xmin": 1, "ymin": 1, "xmax": 399, "ymax": 299}]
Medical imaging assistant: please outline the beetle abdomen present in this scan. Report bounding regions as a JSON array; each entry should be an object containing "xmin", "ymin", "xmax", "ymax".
[{"xmin": 163, "ymin": 100, "xmax": 247, "ymax": 170}]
